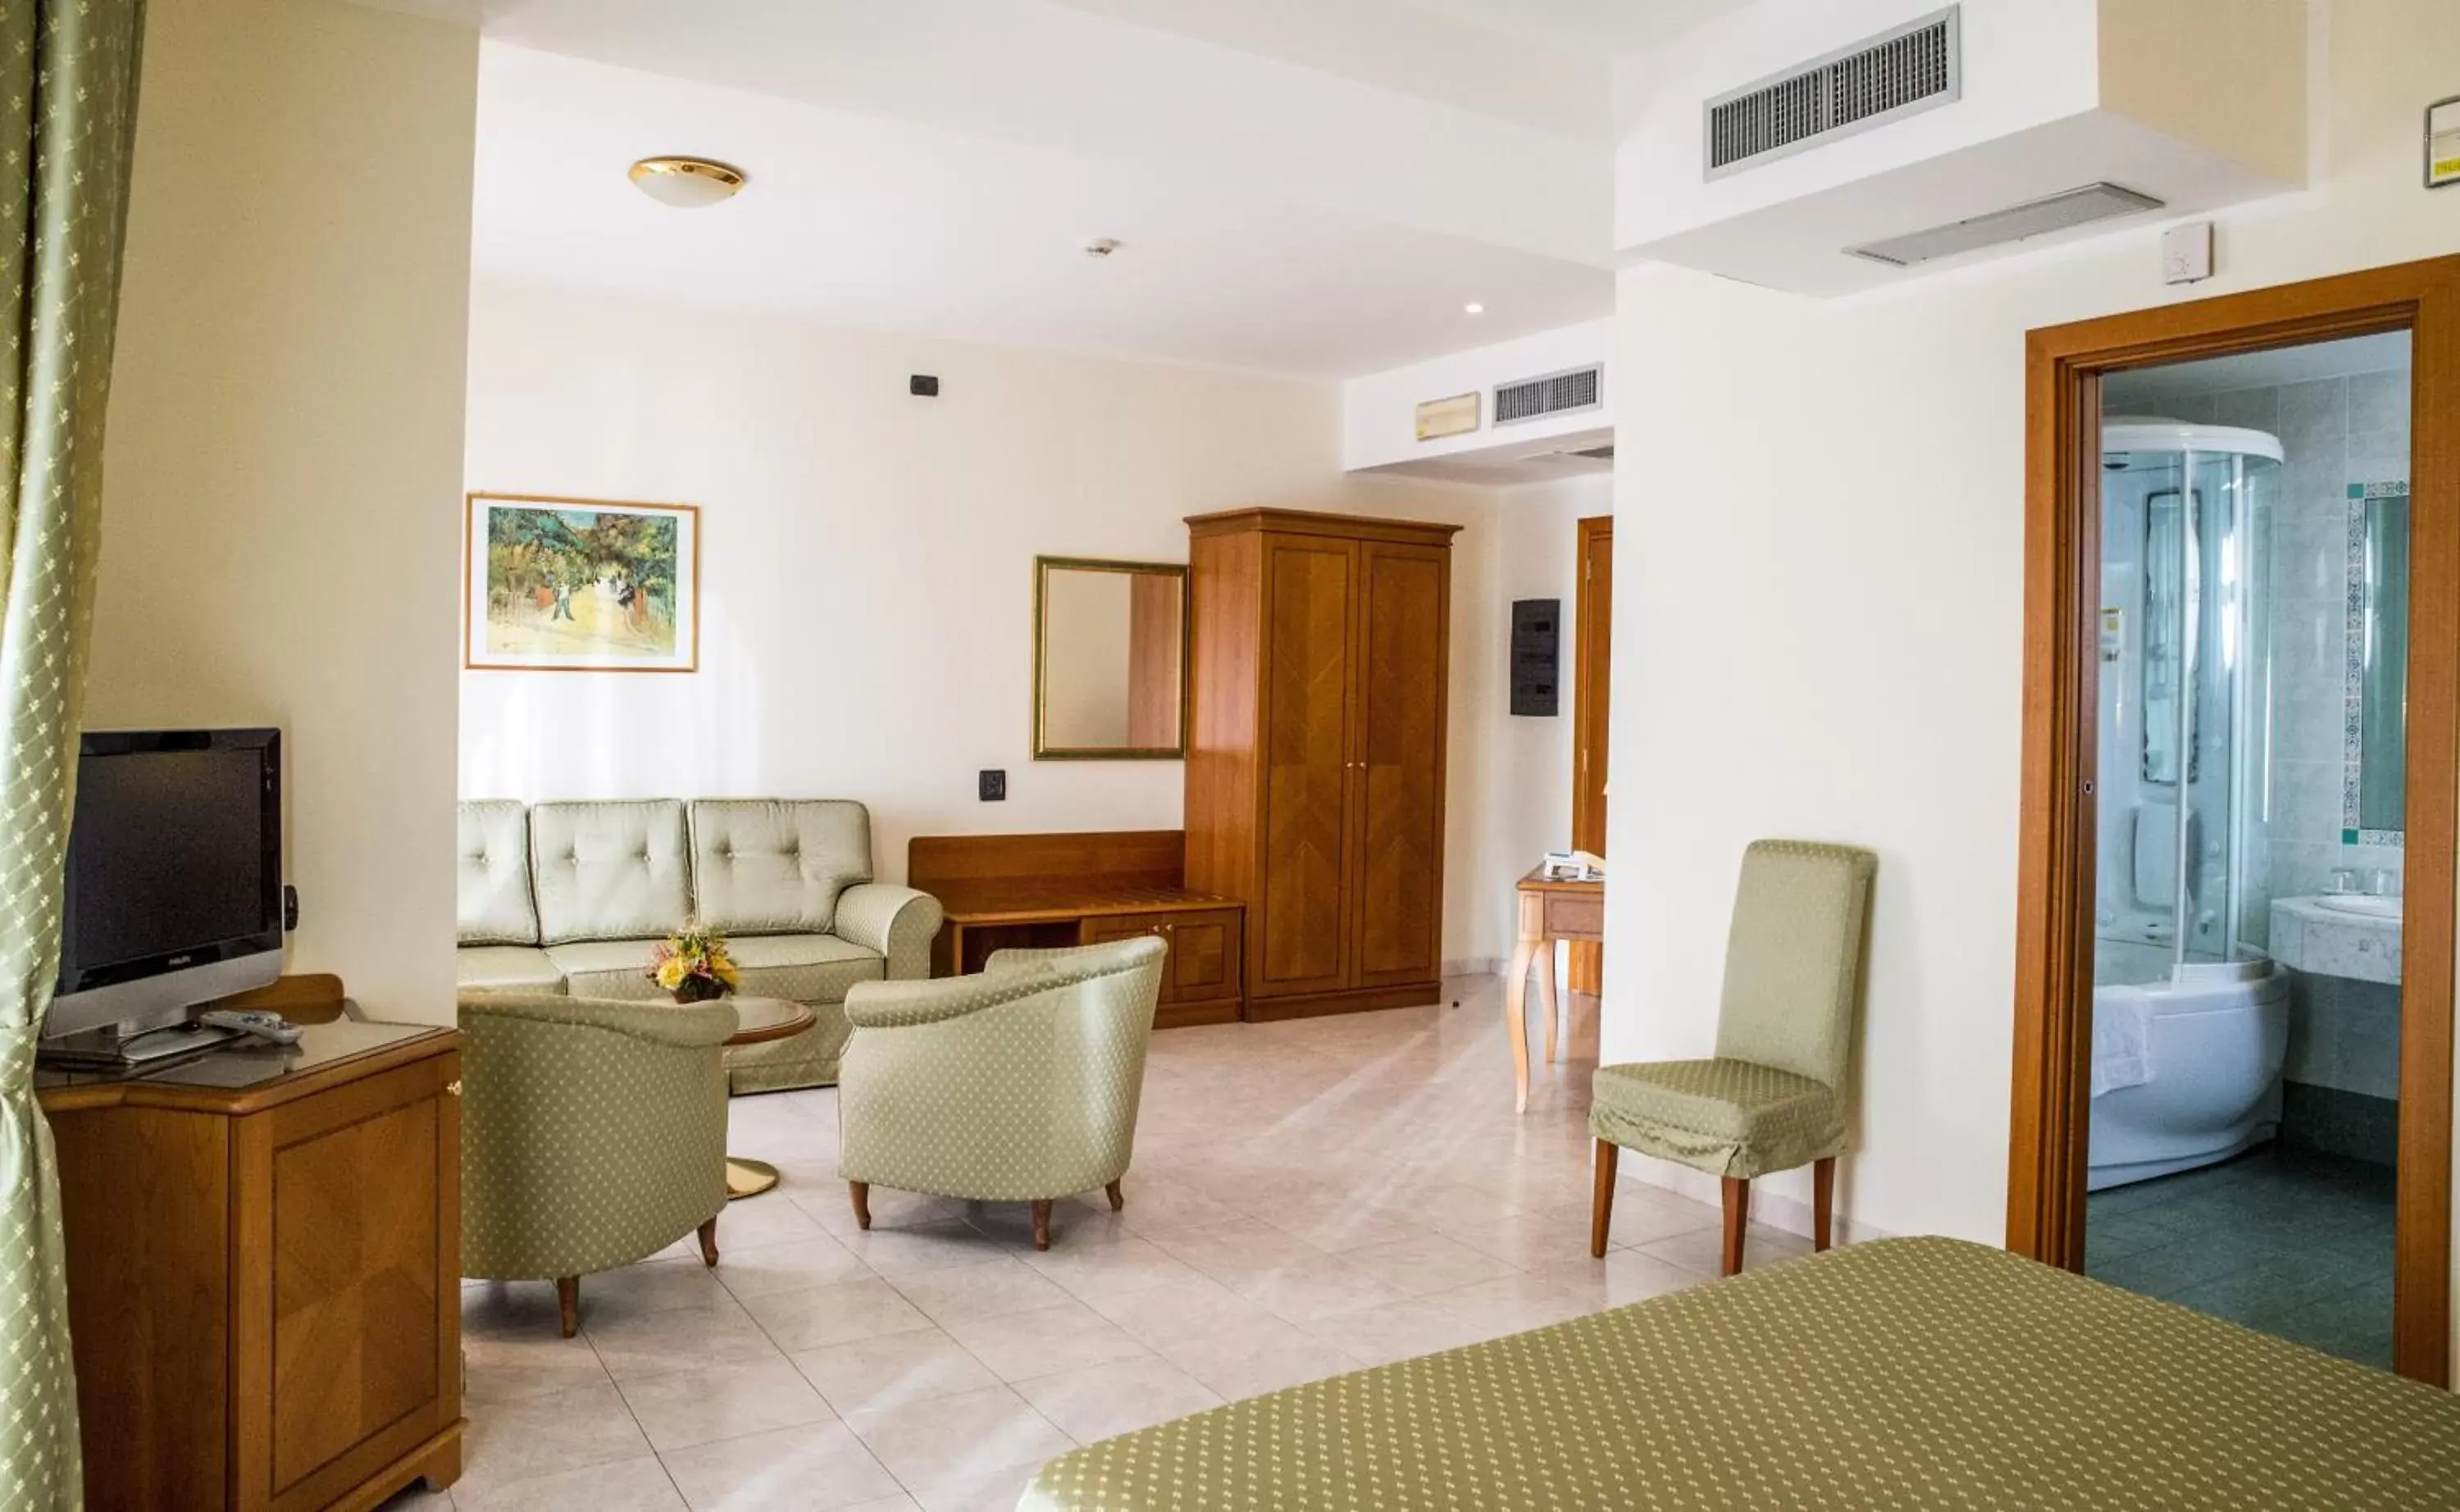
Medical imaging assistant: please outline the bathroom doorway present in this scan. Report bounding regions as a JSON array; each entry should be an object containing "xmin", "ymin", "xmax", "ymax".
[{"xmin": 2008, "ymin": 255, "xmax": 2458, "ymax": 1385}]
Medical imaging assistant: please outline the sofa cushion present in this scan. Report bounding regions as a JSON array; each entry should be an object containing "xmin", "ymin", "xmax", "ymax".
[
  {"xmin": 690, "ymin": 799, "xmax": 872, "ymax": 936},
  {"xmin": 457, "ymin": 945, "xmax": 567, "ymax": 995},
  {"xmin": 458, "ymin": 799, "xmax": 540, "ymax": 945},
  {"xmin": 532, "ymin": 799, "xmax": 691, "ymax": 946}
]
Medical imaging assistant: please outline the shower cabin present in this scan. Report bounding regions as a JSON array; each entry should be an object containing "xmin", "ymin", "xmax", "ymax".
[{"xmin": 2089, "ymin": 419, "xmax": 2290, "ymax": 1189}]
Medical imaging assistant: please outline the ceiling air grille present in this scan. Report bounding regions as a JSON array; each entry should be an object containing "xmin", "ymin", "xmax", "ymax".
[
  {"xmin": 1705, "ymin": 7, "xmax": 1960, "ymax": 180},
  {"xmin": 1495, "ymin": 364, "xmax": 1602, "ymax": 426}
]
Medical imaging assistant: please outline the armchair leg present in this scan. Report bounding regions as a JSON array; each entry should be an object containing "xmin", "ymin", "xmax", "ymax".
[
  {"xmin": 1031, "ymin": 1199, "xmax": 1052, "ymax": 1251},
  {"xmin": 557, "ymin": 1276, "xmax": 580, "ymax": 1339},
  {"xmin": 1105, "ymin": 1179, "xmax": 1124, "ymax": 1213},
  {"xmin": 849, "ymin": 1181, "xmax": 872, "ymax": 1231},
  {"xmin": 1812, "ymin": 1158, "xmax": 1835, "ymax": 1252},
  {"xmin": 1720, "ymin": 1177, "xmax": 1749, "ymax": 1277},
  {"xmin": 698, "ymin": 1217, "xmax": 721, "ymax": 1268},
  {"xmin": 1589, "ymin": 1139, "xmax": 1618, "ymax": 1258}
]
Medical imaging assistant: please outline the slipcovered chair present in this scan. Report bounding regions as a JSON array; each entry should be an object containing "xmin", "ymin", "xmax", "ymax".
[
  {"xmin": 460, "ymin": 992, "xmax": 736, "ymax": 1337},
  {"xmin": 1588, "ymin": 840, "xmax": 1875, "ymax": 1275},
  {"xmin": 838, "ymin": 937, "xmax": 1166, "ymax": 1250}
]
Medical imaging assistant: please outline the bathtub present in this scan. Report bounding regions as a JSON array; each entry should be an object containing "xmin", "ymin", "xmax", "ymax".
[{"xmin": 2088, "ymin": 959, "xmax": 2289, "ymax": 1191}]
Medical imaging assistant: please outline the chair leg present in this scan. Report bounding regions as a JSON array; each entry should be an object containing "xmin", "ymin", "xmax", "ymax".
[
  {"xmin": 698, "ymin": 1217, "xmax": 721, "ymax": 1268},
  {"xmin": 1589, "ymin": 1140, "xmax": 1618, "ymax": 1259},
  {"xmin": 1720, "ymin": 1177, "xmax": 1749, "ymax": 1277},
  {"xmin": 1031, "ymin": 1200, "xmax": 1053, "ymax": 1250},
  {"xmin": 849, "ymin": 1181, "xmax": 871, "ymax": 1231},
  {"xmin": 1105, "ymin": 1179, "xmax": 1124, "ymax": 1213},
  {"xmin": 1812, "ymin": 1158, "xmax": 1835, "ymax": 1253},
  {"xmin": 556, "ymin": 1276, "xmax": 580, "ymax": 1339}
]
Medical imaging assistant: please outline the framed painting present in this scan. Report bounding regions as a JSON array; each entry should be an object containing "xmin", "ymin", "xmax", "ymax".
[{"xmin": 464, "ymin": 492, "xmax": 700, "ymax": 672}]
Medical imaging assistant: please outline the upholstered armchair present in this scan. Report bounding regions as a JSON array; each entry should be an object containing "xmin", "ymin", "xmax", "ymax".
[
  {"xmin": 460, "ymin": 992, "xmax": 736, "ymax": 1336},
  {"xmin": 838, "ymin": 937, "xmax": 1166, "ymax": 1250},
  {"xmin": 1588, "ymin": 840, "xmax": 1876, "ymax": 1275}
]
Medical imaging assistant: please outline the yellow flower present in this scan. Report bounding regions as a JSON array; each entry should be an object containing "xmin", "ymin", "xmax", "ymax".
[
  {"xmin": 655, "ymin": 958, "xmax": 689, "ymax": 990},
  {"xmin": 713, "ymin": 959, "xmax": 740, "ymax": 988}
]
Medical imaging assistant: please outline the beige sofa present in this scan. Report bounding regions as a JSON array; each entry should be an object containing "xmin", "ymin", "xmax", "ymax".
[{"xmin": 456, "ymin": 798, "xmax": 943, "ymax": 1094}]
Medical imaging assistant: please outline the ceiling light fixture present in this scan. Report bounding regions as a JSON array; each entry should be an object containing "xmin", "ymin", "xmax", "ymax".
[
  {"xmin": 1082, "ymin": 238, "xmax": 1123, "ymax": 258},
  {"xmin": 1464, "ymin": 301, "xmax": 1486, "ymax": 315},
  {"xmin": 628, "ymin": 156, "xmax": 747, "ymax": 209}
]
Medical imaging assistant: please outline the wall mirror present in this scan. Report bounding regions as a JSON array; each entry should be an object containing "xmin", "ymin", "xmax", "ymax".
[
  {"xmin": 1033, "ymin": 556, "xmax": 1187, "ymax": 759},
  {"xmin": 2353, "ymin": 484, "xmax": 2410, "ymax": 837}
]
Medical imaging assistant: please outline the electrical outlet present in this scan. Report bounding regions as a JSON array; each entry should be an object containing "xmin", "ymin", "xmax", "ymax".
[
  {"xmin": 910, "ymin": 374, "xmax": 941, "ymax": 397},
  {"xmin": 978, "ymin": 768, "xmax": 1005, "ymax": 801}
]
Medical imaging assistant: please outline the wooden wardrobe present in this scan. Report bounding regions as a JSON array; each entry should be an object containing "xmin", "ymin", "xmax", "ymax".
[{"xmin": 1184, "ymin": 508, "xmax": 1459, "ymax": 1019}]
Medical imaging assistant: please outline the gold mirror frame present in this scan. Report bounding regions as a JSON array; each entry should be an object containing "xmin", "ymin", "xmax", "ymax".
[{"xmin": 1032, "ymin": 555, "xmax": 1190, "ymax": 760}]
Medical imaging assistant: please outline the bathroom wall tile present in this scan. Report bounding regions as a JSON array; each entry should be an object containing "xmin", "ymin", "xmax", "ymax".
[
  {"xmin": 2210, "ymin": 386, "xmax": 2279, "ymax": 434},
  {"xmin": 2344, "ymin": 367, "xmax": 2410, "ymax": 436},
  {"xmin": 2280, "ymin": 456, "xmax": 2346, "ymax": 515},
  {"xmin": 2282, "ymin": 970, "xmax": 2330, "ymax": 1086},
  {"xmin": 2270, "ymin": 512, "xmax": 2348, "ymax": 604},
  {"xmin": 2344, "ymin": 429, "xmax": 2409, "ymax": 487},
  {"xmin": 2276, "ymin": 376, "xmax": 2347, "ymax": 456},
  {"xmin": 2268, "ymin": 759, "xmax": 2344, "ymax": 845},
  {"xmin": 2268, "ymin": 840, "xmax": 2340, "ymax": 904},
  {"xmin": 2156, "ymin": 393, "xmax": 2218, "ymax": 423}
]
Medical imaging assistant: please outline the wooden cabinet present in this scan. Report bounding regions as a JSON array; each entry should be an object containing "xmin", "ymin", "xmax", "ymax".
[
  {"xmin": 43, "ymin": 1021, "xmax": 463, "ymax": 1511},
  {"xmin": 1185, "ymin": 508, "xmax": 1459, "ymax": 1018},
  {"xmin": 1084, "ymin": 906, "xmax": 1245, "ymax": 1019}
]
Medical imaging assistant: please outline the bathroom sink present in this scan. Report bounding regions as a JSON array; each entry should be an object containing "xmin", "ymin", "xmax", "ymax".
[{"xmin": 2315, "ymin": 894, "xmax": 2402, "ymax": 918}]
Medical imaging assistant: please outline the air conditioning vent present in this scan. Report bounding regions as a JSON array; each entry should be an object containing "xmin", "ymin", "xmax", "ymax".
[
  {"xmin": 1705, "ymin": 7, "xmax": 1960, "ymax": 179},
  {"xmin": 1845, "ymin": 182, "xmax": 2164, "ymax": 267},
  {"xmin": 1495, "ymin": 364, "xmax": 1602, "ymax": 426}
]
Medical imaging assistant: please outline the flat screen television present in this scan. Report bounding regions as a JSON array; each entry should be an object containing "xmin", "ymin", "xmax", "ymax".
[{"xmin": 47, "ymin": 729, "xmax": 283, "ymax": 1050}]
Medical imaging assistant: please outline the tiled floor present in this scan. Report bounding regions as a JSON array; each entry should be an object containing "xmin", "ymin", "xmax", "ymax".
[
  {"xmin": 407, "ymin": 976, "xmax": 1800, "ymax": 1510},
  {"xmin": 2085, "ymin": 1143, "xmax": 2395, "ymax": 1368}
]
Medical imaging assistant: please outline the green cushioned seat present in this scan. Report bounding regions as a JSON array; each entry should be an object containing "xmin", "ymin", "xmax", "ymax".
[{"xmin": 1590, "ymin": 1057, "xmax": 1843, "ymax": 1180}]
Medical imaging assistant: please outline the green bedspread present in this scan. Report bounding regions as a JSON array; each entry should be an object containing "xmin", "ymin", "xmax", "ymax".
[{"xmin": 1022, "ymin": 1236, "xmax": 2460, "ymax": 1510}]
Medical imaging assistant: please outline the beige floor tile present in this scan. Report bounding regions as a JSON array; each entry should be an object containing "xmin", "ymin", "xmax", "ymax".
[
  {"xmin": 1296, "ymin": 1295, "xmax": 1492, "ymax": 1367},
  {"xmin": 890, "ymin": 1258, "xmax": 1073, "ymax": 1325},
  {"xmin": 833, "ymin": 1219, "xmax": 1012, "ymax": 1277},
  {"xmin": 1434, "ymin": 1203, "xmax": 1617, "ymax": 1269},
  {"xmin": 614, "ymin": 1357, "xmax": 836, "ymax": 1453},
  {"xmin": 941, "ymin": 1300, "xmax": 1153, "ymax": 1382},
  {"xmin": 1145, "ymin": 1222, "xmax": 1328, "ymax": 1284},
  {"xmin": 1524, "ymin": 1249, "xmax": 1711, "ymax": 1310},
  {"xmin": 840, "ymin": 1384, "xmax": 1073, "ymax": 1485},
  {"xmin": 1017, "ymin": 1236, "xmax": 1201, "ymax": 1300},
  {"xmin": 657, "ymin": 1420, "xmax": 904, "ymax": 1511},
  {"xmin": 1148, "ymin": 1324, "xmax": 1360, "ymax": 1400},
  {"xmin": 1102, "ymin": 1182, "xmax": 1246, "ymax": 1237},
  {"xmin": 578, "ymin": 1256, "xmax": 732, "ymax": 1323},
  {"xmin": 453, "ymin": 1455, "xmax": 686, "ymax": 1512},
  {"xmin": 898, "ymin": 1462, "xmax": 1048, "ymax": 1512},
  {"xmin": 462, "ymin": 1328, "xmax": 613, "ymax": 1405},
  {"xmin": 790, "ymin": 1328, "xmax": 1000, "ymax": 1416},
  {"xmin": 1540, "ymin": 1188, "xmax": 1724, "ymax": 1250},
  {"xmin": 1260, "ymin": 1202, "xmax": 1433, "ymax": 1254},
  {"xmin": 1636, "ymin": 1221, "xmax": 1814, "ymax": 1277},
  {"xmin": 838, "ymin": 1499, "xmax": 922, "ymax": 1512},
  {"xmin": 1079, "ymin": 1274, "xmax": 1290, "ymax": 1348},
  {"xmin": 791, "ymin": 1188, "xmax": 971, "ymax": 1236},
  {"xmin": 715, "ymin": 1235, "xmax": 873, "ymax": 1302},
  {"xmin": 1229, "ymin": 1253, "xmax": 1410, "ymax": 1323},
  {"xmin": 740, "ymin": 1275, "xmax": 936, "ymax": 1352},
  {"xmin": 1010, "ymin": 1356, "xmax": 1223, "ymax": 1444},
  {"xmin": 966, "ymin": 1200, "xmax": 1137, "ymax": 1251},
  {"xmin": 457, "ymin": 1379, "xmax": 653, "ymax": 1496},
  {"xmin": 709, "ymin": 1193, "xmax": 831, "ymax": 1250},
  {"xmin": 587, "ymin": 1299, "xmax": 786, "ymax": 1382},
  {"xmin": 1337, "ymin": 1233, "xmax": 1523, "ymax": 1298},
  {"xmin": 460, "ymin": 1279, "xmax": 571, "ymax": 1339}
]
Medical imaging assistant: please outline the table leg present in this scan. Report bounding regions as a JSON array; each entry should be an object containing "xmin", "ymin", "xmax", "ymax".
[
  {"xmin": 726, "ymin": 1158, "xmax": 780, "ymax": 1200},
  {"xmin": 1504, "ymin": 934, "xmax": 1536, "ymax": 1114},
  {"xmin": 1538, "ymin": 940, "xmax": 1560, "ymax": 1064}
]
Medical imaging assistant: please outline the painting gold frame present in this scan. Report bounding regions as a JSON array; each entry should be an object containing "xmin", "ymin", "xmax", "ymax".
[
  {"xmin": 464, "ymin": 491, "xmax": 702, "ymax": 674},
  {"xmin": 1032, "ymin": 555, "xmax": 1190, "ymax": 760}
]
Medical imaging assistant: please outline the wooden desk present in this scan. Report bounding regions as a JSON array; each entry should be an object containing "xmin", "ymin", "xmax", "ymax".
[
  {"xmin": 909, "ymin": 831, "xmax": 1245, "ymax": 1028},
  {"xmin": 41, "ymin": 999, "xmax": 462, "ymax": 1511},
  {"xmin": 1507, "ymin": 868, "xmax": 1603, "ymax": 1114}
]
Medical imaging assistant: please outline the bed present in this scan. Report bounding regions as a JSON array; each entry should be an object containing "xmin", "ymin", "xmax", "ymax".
[{"xmin": 1022, "ymin": 1236, "xmax": 2460, "ymax": 1510}]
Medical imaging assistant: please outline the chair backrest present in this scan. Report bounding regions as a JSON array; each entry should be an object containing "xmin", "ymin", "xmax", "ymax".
[
  {"xmin": 689, "ymin": 799, "xmax": 872, "ymax": 936},
  {"xmin": 531, "ymin": 799, "xmax": 692, "ymax": 945},
  {"xmin": 458, "ymin": 799, "xmax": 539, "ymax": 945},
  {"xmin": 1713, "ymin": 840, "xmax": 1877, "ymax": 1091}
]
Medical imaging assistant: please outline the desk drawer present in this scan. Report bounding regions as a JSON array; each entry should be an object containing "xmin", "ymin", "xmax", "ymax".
[
  {"xmin": 1542, "ymin": 892, "xmax": 1603, "ymax": 940},
  {"xmin": 1086, "ymin": 908, "xmax": 1244, "ymax": 1013}
]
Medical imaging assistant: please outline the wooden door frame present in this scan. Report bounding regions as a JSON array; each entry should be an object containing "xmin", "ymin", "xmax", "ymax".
[
  {"xmin": 1569, "ymin": 516, "xmax": 1613, "ymax": 994},
  {"xmin": 2009, "ymin": 253, "xmax": 2460, "ymax": 1385}
]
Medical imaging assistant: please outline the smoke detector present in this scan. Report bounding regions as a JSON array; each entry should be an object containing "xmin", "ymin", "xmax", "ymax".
[{"xmin": 1082, "ymin": 238, "xmax": 1123, "ymax": 259}]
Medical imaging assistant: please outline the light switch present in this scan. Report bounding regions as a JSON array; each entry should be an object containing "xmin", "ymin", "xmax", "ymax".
[{"xmin": 2162, "ymin": 221, "xmax": 2213, "ymax": 285}]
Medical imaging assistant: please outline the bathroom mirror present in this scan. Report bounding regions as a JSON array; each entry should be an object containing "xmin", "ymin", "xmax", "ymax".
[
  {"xmin": 2355, "ymin": 487, "xmax": 2410, "ymax": 836},
  {"xmin": 1032, "ymin": 556, "xmax": 1187, "ymax": 759}
]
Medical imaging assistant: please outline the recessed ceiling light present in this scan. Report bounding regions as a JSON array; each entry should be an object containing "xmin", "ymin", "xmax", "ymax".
[
  {"xmin": 1464, "ymin": 301, "xmax": 1486, "ymax": 315},
  {"xmin": 628, "ymin": 157, "xmax": 747, "ymax": 209}
]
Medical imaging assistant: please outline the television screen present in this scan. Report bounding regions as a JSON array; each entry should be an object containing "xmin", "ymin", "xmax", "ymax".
[{"xmin": 57, "ymin": 731, "xmax": 280, "ymax": 994}]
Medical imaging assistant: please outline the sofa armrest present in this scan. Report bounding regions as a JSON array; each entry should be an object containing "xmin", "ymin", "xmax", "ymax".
[
  {"xmin": 843, "ymin": 967, "xmax": 1055, "ymax": 1032},
  {"xmin": 834, "ymin": 882, "xmax": 943, "ymax": 979},
  {"xmin": 458, "ymin": 991, "xmax": 740, "ymax": 1049}
]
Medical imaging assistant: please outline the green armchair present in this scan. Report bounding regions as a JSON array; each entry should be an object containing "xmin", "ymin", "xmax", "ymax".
[
  {"xmin": 460, "ymin": 992, "xmax": 738, "ymax": 1336},
  {"xmin": 837, "ymin": 937, "xmax": 1166, "ymax": 1250}
]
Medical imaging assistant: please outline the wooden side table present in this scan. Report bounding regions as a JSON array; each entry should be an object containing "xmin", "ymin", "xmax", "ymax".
[
  {"xmin": 1506, "ymin": 868, "xmax": 1604, "ymax": 1113},
  {"xmin": 722, "ymin": 996, "xmax": 815, "ymax": 1198}
]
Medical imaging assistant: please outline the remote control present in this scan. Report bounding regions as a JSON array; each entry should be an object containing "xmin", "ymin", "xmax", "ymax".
[{"xmin": 198, "ymin": 1009, "xmax": 304, "ymax": 1046}]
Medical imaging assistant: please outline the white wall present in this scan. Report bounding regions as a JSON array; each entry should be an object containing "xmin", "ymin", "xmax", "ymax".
[
  {"xmin": 1603, "ymin": 0, "xmax": 2460, "ymax": 1257},
  {"xmin": 461, "ymin": 280, "xmax": 1568, "ymax": 967},
  {"xmin": 87, "ymin": 0, "xmax": 477, "ymax": 1022}
]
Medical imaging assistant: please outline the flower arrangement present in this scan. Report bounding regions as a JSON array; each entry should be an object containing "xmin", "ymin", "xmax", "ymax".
[{"xmin": 648, "ymin": 925, "xmax": 740, "ymax": 1004}]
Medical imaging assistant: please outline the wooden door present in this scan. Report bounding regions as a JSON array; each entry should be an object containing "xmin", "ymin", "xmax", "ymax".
[
  {"xmin": 1569, "ymin": 516, "xmax": 1612, "ymax": 994},
  {"xmin": 1254, "ymin": 535, "xmax": 1358, "ymax": 997},
  {"xmin": 1351, "ymin": 540, "xmax": 1449, "ymax": 989}
]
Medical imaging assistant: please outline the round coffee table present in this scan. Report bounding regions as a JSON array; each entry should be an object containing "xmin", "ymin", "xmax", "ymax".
[{"xmin": 722, "ymin": 996, "xmax": 816, "ymax": 1200}]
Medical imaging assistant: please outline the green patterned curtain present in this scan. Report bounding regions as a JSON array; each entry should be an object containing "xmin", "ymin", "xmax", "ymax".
[{"xmin": 0, "ymin": 2, "xmax": 145, "ymax": 1505}]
